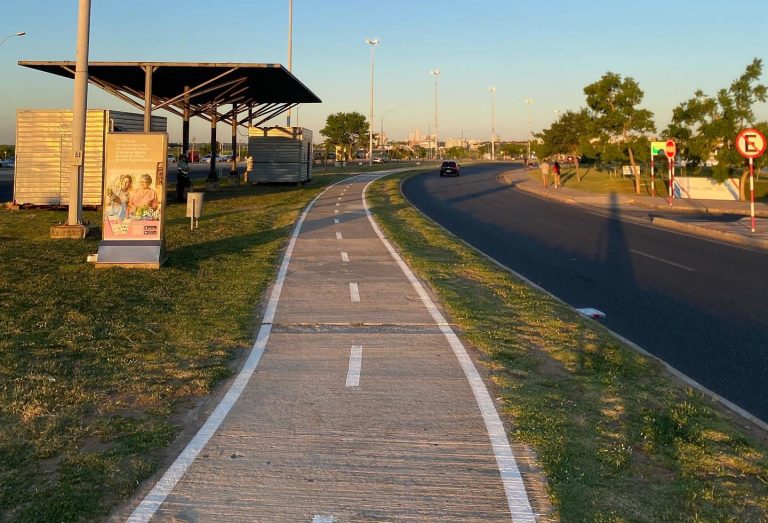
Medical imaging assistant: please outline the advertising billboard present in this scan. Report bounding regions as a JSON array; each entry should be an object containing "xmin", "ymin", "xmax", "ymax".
[{"xmin": 102, "ymin": 133, "xmax": 167, "ymax": 241}]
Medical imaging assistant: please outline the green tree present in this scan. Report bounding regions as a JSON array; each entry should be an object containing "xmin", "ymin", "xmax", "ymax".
[
  {"xmin": 444, "ymin": 146, "xmax": 468, "ymax": 159},
  {"xmin": 0, "ymin": 145, "xmax": 15, "ymax": 160},
  {"xmin": 537, "ymin": 109, "xmax": 593, "ymax": 182},
  {"xmin": 499, "ymin": 142, "xmax": 526, "ymax": 159},
  {"xmin": 666, "ymin": 59, "xmax": 768, "ymax": 200},
  {"xmin": 320, "ymin": 112, "xmax": 369, "ymax": 161},
  {"xmin": 584, "ymin": 72, "xmax": 655, "ymax": 193}
]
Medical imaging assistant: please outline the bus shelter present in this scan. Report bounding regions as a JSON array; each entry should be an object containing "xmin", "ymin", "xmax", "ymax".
[{"xmin": 19, "ymin": 61, "xmax": 322, "ymax": 181}]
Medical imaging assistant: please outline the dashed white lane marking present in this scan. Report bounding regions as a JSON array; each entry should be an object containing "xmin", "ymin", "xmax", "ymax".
[
  {"xmin": 335, "ymin": 203, "xmax": 340, "ymax": 207},
  {"xmin": 337, "ymin": 197, "xmax": 342, "ymax": 200},
  {"xmin": 345, "ymin": 345, "xmax": 363, "ymax": 387},
  {"xmin": 334, "ymin": 218, "xmax": 339, "ymax": 224},
  {"xmin": 334, "ymin": 209, "xmax": 339, "ymax": 214},
  {"xmin": 336, "ymin": 232, "xmax": 343, "ymax": 240},
  {"xmin": 362, "ymin": 176, "xmax": 536, "ymax": 522},
  {"xmin": 126, "ymin": 181, "xmax": 339, "ymax": 523},
  {"xmin": 341, "ymin": 252, "xmax": 350, "ymax": 263},
  {"xmin": 349, "ymin": 282, "xmax": 360, "ymax": 302},
  {"xmin": 630, "ymin": 249, "xmax": 695, "ymax": 272}
]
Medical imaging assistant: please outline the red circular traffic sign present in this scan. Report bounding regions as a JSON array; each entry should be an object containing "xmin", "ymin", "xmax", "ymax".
[
  {"xmin": 735, "ymin": 128, "xmax": 767, "ymax": 159},
  {"xmin": 664, "ymin": 140, "xmax": 676, "ymax": 159}
]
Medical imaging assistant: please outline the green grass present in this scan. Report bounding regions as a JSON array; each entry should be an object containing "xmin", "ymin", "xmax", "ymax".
[
  {"xmin": 367, "ymin": 171, "xmax": 768, "ymax": 522},
  {"xmin": 3, "ymin": 163, "xmax": 766, "ymax": 521},
  {"xmin": 0, "ymin": 171, "xmax": 368, "ymax": 521},
  {"xmin": 548, "ymin": 165, "xmax": 768, "ymax": 200}
]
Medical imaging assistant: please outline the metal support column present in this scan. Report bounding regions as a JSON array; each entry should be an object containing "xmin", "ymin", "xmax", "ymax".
[
  {"xmin": 208, "ymin": 108, "xmax": 218, "ymax": 182},
  {"xmin": 182, "ymin": 85, "xmax": 190, "ymax": 158},
  {"xmin": 231, "ymin": 102, "xmax": 238, "ymax": 176},
  {"xmin": 143, "ymin": 65, "xmax": 153, "ymax": 132}
]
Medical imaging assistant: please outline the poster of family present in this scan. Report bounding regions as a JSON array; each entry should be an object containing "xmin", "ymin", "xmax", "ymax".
[{"xmin": 102, "ymin": 133, "xmax": 168, "ymax": 241}]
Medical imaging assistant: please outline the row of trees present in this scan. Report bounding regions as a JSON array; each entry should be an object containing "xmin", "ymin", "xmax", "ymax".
[
  {"xmin": 318, "ymin": 112, "xmax": 528, "ymax": 162},
  {"xmin": 535, "ymin": 59, "xmax": 768, "ymax": 198}
]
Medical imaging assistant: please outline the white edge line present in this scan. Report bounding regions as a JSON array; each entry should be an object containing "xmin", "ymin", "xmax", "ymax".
[
  {"xmin": 361, "ymin": 175, "xmax": 536, "ymax": 522},
  {"xmin": 126, "ymin": 180, "xmax": 344, "ymax": 523},
  {"xmin": 345, "ymin": 345, "xmax": 363, "ymax": 387},
  {"xmin": 629, "ymin": 249, "xmax": 695, "ymax": 272}
]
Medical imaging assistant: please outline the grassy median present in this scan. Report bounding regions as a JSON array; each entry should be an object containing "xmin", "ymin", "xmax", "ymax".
[
  {"xmin": 367, "ymin": 171, "xmax": 768, "ymax": 521},
  {"xmin": 546, "ymin": 164, "xmax": 768, "ymax": 200}
]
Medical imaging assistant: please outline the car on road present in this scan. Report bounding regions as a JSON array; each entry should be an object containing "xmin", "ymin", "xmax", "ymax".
[
  {"xmin": 1, "ymin": 157, "xmax": 15, "ymax": 168},
  {"xmin": 439, "ymin": 160, "xmax": 460, "ymax": 177}
]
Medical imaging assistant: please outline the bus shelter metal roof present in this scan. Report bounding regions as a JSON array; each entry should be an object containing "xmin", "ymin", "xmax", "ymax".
[{"xmin": 18, "ymin": 61, "xmax": 321, "ymax": 126}]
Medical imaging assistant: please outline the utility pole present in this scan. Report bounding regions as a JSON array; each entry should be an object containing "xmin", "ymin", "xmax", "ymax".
[
  {"xmin": 430, "ymin": 69, "xmax": 440, "ymax": 160},
  {"xmin": 525, "ymin": 98, "xmax": 534, "ymax": 168},
  {"xmin": 286, "ymin": 0, "xmax": 293, "ymax": 127},
  {"xmin": 489, "ymin": 87, "xmax": 496, "ymax": 161},
  {"xmin": 67, "ymin": 0, "xmax": 91, "ymax": 229},
  {"xmin": 366, "ymin": 38, "xmax": 379, "ymax": 166}
]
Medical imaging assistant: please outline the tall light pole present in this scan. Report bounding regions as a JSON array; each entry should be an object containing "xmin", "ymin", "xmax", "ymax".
[
  {"xmin": 489, "ymin": 87, "xmax": 496, "ymax": 161},
  {"xmin": 525, "ymin": 98, "xmax": 533, "ymax": 168},
  {"xmin": 430, "ymin": 69, "xmax": 440, "ymax": 160},
  {"xmin": 68, "ymin": 0, "xmax": 91, "ymax": 227},
  {"xmin": 286, "ymin": 0, "xmax": 293, "ymax": 127},
  {"xmin": 366, "ymin": 38, "xmax": 379, "ymax": 166},
  {"xmin": 0, "ymin": 31, "xmax": 25, "ymax": 47},
  {"xmin": 380, "ymin": 109, "xmax": 394, "ymax": 149}
]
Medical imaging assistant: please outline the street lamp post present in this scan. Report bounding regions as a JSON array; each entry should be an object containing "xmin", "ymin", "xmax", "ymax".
[
  {"xmin": 286, "ymin": 0, "xmax": 293, "ymax": 127},
  {"xmin": 489, "ymin": 87, "xmax": 496, "ymax": 161},
  {"xmin": 430, "ymin": 69, "xmax": 440, "ymax": 160},
  {"xmin": 68, "ymin": 0, "xmax": 91, "ymax": 228},
  {"xmin": 366, "ymin": 38, "xmax": 379, "ymax": 166},
  {"xmin": 380, "ymin": 109, "xmax": 394, "ymax": 149},
  {"xmin": 0, "ymin": 31, "xmax": 25, "ymax": 47},
  {"xmin": 525, "ymin": 98, "xmax": 533, "ymax": 168}
]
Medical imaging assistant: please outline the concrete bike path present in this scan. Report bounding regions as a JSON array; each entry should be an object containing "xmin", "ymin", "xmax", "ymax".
[{"xmin": 124, "ymin": 172, "xmax": 539, "ymax": 522}]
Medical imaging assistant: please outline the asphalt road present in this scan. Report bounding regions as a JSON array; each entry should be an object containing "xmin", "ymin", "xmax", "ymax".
[{"xmin": 403, "ymin": 163, "xmax": 768, "ymax": 423}]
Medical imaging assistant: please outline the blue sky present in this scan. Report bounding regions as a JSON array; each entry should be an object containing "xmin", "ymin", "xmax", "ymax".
[{"xmin": 2, "ymin": 0, "xmax": 768, "ymax": 144}]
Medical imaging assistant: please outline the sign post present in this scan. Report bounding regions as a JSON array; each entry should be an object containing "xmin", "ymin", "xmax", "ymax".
[
  {"xmin": 735, "ymin": 128, "xmax": 767, "ymax": 232},
  {"xmin": 664, "ymin": 140, "xmax": 676, "ymax": 205},
  {"xmin": 650, "ymin": 141, "xmax": 667, "ymax": 197}
]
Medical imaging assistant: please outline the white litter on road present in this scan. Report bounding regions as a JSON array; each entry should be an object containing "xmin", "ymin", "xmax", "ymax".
[{"xmin": 576, "ymin": 308, "xmax": 606, "ymax": 318}]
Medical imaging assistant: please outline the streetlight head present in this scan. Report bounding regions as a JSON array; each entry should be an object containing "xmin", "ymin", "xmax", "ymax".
[
  {"xmin": 489, "ymin": 87, "xmax": 496, "ymax": 93},
  {"xmin": 430, "ymin": 69, "xmax": 440, "ymax": 75},
  {"xmin": 16, "ymin": 32, "xmax": 26, "ymax": 36},
  {"xmin": 525, "ymin": 98, "xmax": 533, "ymax": 104},
  {"xmin": 365, "ymin": 38, "xmax": 379, "ymax": 46}
]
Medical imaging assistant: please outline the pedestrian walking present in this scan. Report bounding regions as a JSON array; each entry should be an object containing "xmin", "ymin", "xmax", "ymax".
[
  {"xmin": 540, "ymin": 159, "xmax": 550, "ymax": 187},
  {"xmin": 553, "ymin": 161, "xmax": 561, "ymax": 188}
]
